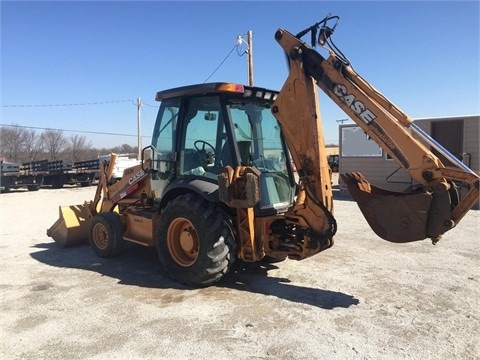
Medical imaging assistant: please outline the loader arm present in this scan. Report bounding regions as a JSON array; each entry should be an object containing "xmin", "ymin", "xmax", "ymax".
[{"xmin": 273, "ymin": 22, "xmax": 479, "ymax": 243}]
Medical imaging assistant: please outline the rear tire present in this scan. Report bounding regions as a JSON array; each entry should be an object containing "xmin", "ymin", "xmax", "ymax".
[
  {"xmin": 156, "ymin": 193, "xmax": 236, "ymax": 287},
  {"xmin": 89, "ymin": 212, "xmax": 124, "ymax": 257},
  {"xmin": 262, "ymin": 255, "xmax": 287, "ymax": 263},
  {"xmin": 51, "ymin": 177, "xmax": 63, "ymax": 189}
]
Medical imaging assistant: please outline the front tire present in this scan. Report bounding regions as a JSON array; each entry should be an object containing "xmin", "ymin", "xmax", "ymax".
[
  {"xmin": 89, "ymin": 212, "xmax": 124, "ymax": 257},
  {"xmin": 156, "ymin": 193, "xmax": 236, "ymax": 287}
]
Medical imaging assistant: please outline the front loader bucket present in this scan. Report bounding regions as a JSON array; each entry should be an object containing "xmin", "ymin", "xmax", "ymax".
[
  {"xmin": 47, "ymin": 203, "xmax": 92, "ymax": 248},
  {"xmin": 341, "ymin": 172, "xmax": 434, "ymax": 243}
]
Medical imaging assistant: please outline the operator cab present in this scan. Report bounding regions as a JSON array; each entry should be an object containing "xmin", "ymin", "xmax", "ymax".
[{"xmin": 145, "ymin": 82, "xmax": 296, "ymax": 214}]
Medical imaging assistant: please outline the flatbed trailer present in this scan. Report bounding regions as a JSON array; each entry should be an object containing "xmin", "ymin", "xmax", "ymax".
[
  {"xmin": 38, "ymin": 159, "xmax": 100, "ymax": 188},
  {"xmin": 70, "ymin": 159, "xmax": 100, "ymax": 187},
  {"xmin": 1, "ymin": 158, "xmax": 100, "ymax": 192},
  {"xmin": 0, "ymin": 161, "xmax": 43, "ymax": 192}
]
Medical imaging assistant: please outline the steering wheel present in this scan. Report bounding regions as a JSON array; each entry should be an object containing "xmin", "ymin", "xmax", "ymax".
[
  {"xmin": 194, "ymin": 140, "xmax": 216, "ymax": 166},
  {"xmin": 194, "ymin": 140, "xmax": 215, "ymax": 154}
]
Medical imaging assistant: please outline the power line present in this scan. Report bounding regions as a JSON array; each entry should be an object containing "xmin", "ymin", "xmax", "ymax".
[
  {"xmin": 203, "ymin": 44, "xmax": 237, "ymax": 83},
  {"xmin": 142, "ymin": 101, "xmax": 158, "ymax": 108},
  {"xmin": 1, "ymin": 99, "xmax": 135, "ymax": 108},
  {"xmin": 0, "ymin": 123, "xmax": 151, "ymax": 138}
]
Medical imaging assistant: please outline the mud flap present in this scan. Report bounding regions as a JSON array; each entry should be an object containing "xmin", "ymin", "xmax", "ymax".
[
  {"xmin": 340, "ymin": 173, "xmax": 434, "ymax": 243},
  {"xmin": 47, "ymin": 203, "xmax": 92, "ymax": 247}
]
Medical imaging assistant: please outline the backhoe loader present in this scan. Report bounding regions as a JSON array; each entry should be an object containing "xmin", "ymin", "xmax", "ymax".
[{"xmin": 47, "ymin": 14, "xmax": 479, "ymax": 287}]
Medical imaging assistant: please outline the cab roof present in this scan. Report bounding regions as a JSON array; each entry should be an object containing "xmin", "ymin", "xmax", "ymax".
[{"xmin": 155, "ymin": 82, "xmax": 278, "ymax": 102}]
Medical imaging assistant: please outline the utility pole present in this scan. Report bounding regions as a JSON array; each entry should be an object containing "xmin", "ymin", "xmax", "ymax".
[
  {"xmin": 247, "ymin": 30, "xmax": 253, "ymax": 86},
  {"xmin": 137, "ymin": 97, "xmax": 142, "ymax": 160},
  {"xmin": 237, "ymin": 31, "xmax": 254, "ymax": 86}
]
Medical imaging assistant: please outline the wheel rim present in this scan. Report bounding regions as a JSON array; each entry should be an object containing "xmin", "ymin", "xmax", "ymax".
[
  {"xmin": 92, "ymin": 223, "xmax": 109, "ymax": 250},
  {"xmin": 167, "ymin": 217, "xmax": 199, "ymax": 267}
]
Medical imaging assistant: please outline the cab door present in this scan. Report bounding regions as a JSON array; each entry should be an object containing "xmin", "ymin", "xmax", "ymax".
[
  {"xmin": 178, "ymin": 95, "xmax": 229, "ymax": 178},
  {"xmin": 149, "ymin": 98, "xmax": 180, "ymax": 197}
]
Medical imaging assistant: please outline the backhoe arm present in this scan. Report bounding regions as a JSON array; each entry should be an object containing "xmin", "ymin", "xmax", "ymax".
[
  {"xmin": 273, "ymin": 23, "xmax": 479, "ymax": 243},
  {"xmin": 271, "ymin": 31, "xmax": 336, "ymax": 253}
]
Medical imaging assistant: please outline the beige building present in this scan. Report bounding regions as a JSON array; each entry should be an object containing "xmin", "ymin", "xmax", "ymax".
[
  {"xmin": 338, "ymin": 115, "xmax": 479, "ymax": 200},
  {"xmin": 325, "ymin": 146, "xmax": 339, "ymax": 157}
]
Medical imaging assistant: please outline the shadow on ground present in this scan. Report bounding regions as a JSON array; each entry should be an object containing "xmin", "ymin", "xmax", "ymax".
[
  {"xmin": 219, "ymin": 262, "xmax": 359, "ymax": 309},
  {"xmin": 31, "ymin": 241, "xmax": 359, "ymax": 309}
]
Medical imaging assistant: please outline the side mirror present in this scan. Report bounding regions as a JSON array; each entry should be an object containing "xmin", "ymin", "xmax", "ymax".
[{"xmin": 141, "ymin": 145, "xmax": 154, "ymax": 172}]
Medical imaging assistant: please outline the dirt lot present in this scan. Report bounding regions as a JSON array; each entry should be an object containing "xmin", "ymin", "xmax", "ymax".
[{"xmin": 1, "ymin": 177, "xmax": 479, "ymax": 359}]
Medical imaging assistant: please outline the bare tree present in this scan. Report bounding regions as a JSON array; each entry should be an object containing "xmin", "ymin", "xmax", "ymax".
[
  {"xmin": 120, "ymin": 143, "xmax": 136, "ymax": 154},
  {"xmin": 68, "ymin": 134, "xmax": 93, "ymax": 162},
  {"xmin": 0, "ymin": 125, "xmax": 28, "ymax": 163},
  {"xmin": 84, "ymin": 147, "xmax": 100, "ymax": 160},
  {"xmin": 42, "ymin": 129, "xmax": 67, "ymax": 160},
  {"xmin": 1, "ymin": 125, "xmax": 146, "ymax": 164},
  {"xmin": 108, "ymin": 143, "xmax": 139, "ymax": 157},
  {"xmin": 23, "ymin": 129, "xmax": 44, "ymax": 162}
]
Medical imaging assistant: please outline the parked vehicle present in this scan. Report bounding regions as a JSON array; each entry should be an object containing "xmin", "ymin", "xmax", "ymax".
[
  {"xmin": 48, "ymin": 14, "xmax": 479, "ymax": 287},
  {"xmin": 328, "ymin": 154, "xmax": 339, "ymax": 172}
]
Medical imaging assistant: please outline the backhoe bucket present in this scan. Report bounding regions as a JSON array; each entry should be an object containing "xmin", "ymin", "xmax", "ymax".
[
  {"xmin": 341, "ymin": 172, "xmax": 433, "ymax": 243},
  {"xmin": 47, "ymin": 202, "xmax": 92, "ymax": 248}
]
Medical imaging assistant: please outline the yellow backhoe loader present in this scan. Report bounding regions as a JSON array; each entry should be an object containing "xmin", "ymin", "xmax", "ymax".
[{"xmin": 47, "ymin": 14, "xmax": 479, "ymax": 287}]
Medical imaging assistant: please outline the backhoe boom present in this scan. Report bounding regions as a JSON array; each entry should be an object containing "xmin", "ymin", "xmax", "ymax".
[{"xmin": 273, "ymin": 25, "xmax": 479, "ymax": 243}]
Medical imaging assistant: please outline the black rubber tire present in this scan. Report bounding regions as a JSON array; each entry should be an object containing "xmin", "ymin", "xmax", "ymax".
[
  {"xmin": 1, "ymin": 178, "xmax": 12, "ymax": 193},
  {"xmin": 156, "ymin": 193, "xmax": 236, "ymax": 287},
  {"xmin": 262, "ymin": 255, "xmax": 287, "ymax": 263},
  {"xmin": 89, "ymin": 212, "xmax": 124, "ymax": 258},
  {"xmin": 51, "ymin": 177, "xmax": 63, "ymax": 189},
  {"xmin": 27, "ymin": 185, "xmax": 40, "ymax": 191}
]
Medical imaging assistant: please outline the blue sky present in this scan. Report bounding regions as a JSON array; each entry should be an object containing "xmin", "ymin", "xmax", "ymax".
[{"xmin": 1, "ymin": 1, "xmax": 479, "ymax": 148}]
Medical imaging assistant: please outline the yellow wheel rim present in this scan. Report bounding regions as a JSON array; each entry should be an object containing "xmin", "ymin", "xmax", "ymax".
[
  {"xmin": 167, "ymin": 217, "xmax": 199, "ymax": 266},
  {"xmin": 92, "ymin": 223, "xmax": 109, "ymax": 250}
]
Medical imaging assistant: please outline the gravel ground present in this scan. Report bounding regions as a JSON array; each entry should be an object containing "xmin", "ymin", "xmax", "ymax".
[{"xmin": 1, "ymin": 176, "xmax": 479, "ymax": 359}]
